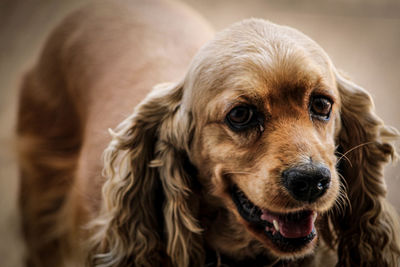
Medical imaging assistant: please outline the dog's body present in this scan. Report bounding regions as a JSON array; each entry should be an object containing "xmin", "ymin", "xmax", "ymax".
[
  {"xmin": 18, "ymin": 0, "xmax": 213, "ymax": 265},
  {"xmin": 18, "ymin": 0, "xmax": 400, "ymax": 266}
]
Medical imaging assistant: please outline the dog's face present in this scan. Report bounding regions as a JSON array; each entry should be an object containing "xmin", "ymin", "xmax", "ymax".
[
  {"xmin": 185, "ymin": 19, "xmax": 341, "ymax": 258},
  {"xmin": 97, "ymin": 17, "xmax": 398, "ymax": 267}
]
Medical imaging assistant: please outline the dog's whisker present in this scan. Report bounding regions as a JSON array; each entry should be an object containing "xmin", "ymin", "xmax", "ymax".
[
  {"xmin": 335, "ymin": 150, "xmax": 352, "ymax": 167},
  {"xmin": 332, "ymin": 173, "xmax": 351, "ymax": 217},
  {"xmin": 337, "ymin": 142, "xmax": 374, "ymax": 166},
  {"xmin": 333, "ymin": 192, "xmax": 347, "ymax": 216}
]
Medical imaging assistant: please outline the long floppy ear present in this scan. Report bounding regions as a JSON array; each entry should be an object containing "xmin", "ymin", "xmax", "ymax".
[
  {"xmin": 88, "ymin": 82, "xmax": 204, "ymax": 267},
  {"xmin": 329, "ymin": 70, "xmax": 400, "ymax": 265}
]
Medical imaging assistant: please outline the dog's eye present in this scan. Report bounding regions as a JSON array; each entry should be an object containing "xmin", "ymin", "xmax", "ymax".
[
  {"xmin": 226, "ymin": 106, "xmax": 259, "ymax": 131},
  {"xmin": 310, "ymin": 96, "xmax": 332, "ymax": 120},
  {"xmin": 229, "ymin": 107, "xmax": 253, "ymax": 124}
]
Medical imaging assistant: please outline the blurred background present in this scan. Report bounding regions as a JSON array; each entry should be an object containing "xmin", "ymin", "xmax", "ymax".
[{"xmin": 1, "ymin": 0, "xmax": 399, "ymax": 266}]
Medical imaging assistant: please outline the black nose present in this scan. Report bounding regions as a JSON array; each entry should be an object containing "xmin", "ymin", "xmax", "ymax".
[{"xmin": 282, "ymin": 164, "xmax": 331, "ymax": 203}]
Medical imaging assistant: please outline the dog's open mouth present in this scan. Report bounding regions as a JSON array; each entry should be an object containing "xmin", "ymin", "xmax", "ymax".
[{"xmin": 231, "ymin": 185, "xmax": 317, "ymax": 252}]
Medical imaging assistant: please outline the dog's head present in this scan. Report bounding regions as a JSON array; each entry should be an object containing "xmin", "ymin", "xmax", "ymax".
[
  {"xmin": 90, "ymin": 19, "xmax": 399, "ymax": 266},
  {"xmin": 184, "ymin": 19, "xmax": 341, "ymax": 259}
]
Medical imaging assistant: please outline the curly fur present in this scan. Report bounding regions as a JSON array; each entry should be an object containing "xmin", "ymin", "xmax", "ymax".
[
  {"xmin": 17, "ymin": 1, "xmax": 400, "ymax": 266},
  {"xmin": 324, "ymin": 71, "xmax": 400, "ymax": 265},
  {"xmin": 89, "ymin": 82, "xmax": 204, "ymax": 267}
]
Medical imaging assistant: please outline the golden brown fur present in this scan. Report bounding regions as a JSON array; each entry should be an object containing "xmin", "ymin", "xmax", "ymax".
[{"xmin": 17, "ymin": 0, "xmax": 400, "ymax": 266}]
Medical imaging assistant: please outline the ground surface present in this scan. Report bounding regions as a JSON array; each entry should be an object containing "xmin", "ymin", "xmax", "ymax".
[{"xmin": 1, "ymin": 0, "xmax": 399, "ymax": 266}]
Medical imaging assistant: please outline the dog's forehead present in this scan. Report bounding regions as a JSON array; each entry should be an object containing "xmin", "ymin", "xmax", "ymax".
[{"xmin": 183, "ymin": 19, "xmax": 336, "ymax": 110}]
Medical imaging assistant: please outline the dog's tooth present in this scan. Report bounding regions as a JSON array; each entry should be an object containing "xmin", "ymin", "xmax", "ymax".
[
  {"xmin": 273, "ymin": 220, "xmax": 280, "ymax": 232},
  {"xmin": 312, "ymin": 212, "xmax": 318, "ymax": 223}
]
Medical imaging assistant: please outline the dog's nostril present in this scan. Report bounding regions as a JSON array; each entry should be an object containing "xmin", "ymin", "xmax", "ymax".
[
  {"xmin": 282, "ymin": 164, "xmax": 331, "ymax": 203},
  {"xmin": 292, "ymin": 179, "xmax": 308, "ymax": 192}
]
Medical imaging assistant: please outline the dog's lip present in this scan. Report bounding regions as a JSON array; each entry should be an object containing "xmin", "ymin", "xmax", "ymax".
[
  {"xmin": 230, "ymin": 185, "xmax": 264, "ymax": 224},
  {"xmin": 230, "ymin": 185, "xmax": 318, "ymax": 251}
]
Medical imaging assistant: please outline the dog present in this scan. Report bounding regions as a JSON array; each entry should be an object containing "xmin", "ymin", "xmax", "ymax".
[{"xmin": 17, "ymin": 0, "xmax": 400, "ymax": 266}]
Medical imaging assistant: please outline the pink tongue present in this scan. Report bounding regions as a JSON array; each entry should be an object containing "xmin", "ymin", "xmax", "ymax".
[{"xmin": 261, "ymin": 210, "xmax": 314, "ymax": 238}]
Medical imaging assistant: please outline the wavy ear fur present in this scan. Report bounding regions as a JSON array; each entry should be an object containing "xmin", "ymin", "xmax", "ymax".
[
  {"xmin": 328, "ymin": 70, "xmax": 400, "ymax": 266},
  {"xmin": 88, "ymin": 82, "xmax": 203, "ymax": 267}
]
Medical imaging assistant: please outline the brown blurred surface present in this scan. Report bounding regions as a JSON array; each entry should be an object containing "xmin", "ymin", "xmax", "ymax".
[{"xmin": 0, "ymin": 0, "xmax": 399, "ymax": 266}]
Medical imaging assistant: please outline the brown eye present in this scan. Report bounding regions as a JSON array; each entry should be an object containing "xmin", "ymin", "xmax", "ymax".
[
  {"xmin": 226, "ymin": 106, "xmax": 259, "ymax": 131},
  {"xmin": 310, "ymin": 96, "xmax": 332, "ymax": 120},
  {"xmin": 229, "ymin": 107, "xmax": 252, "ymax": 124}
]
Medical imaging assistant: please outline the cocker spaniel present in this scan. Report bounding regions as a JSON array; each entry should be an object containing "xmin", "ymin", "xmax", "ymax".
[{"xmin": 17, "ymin": 0, "xmax": 400, "ymax": 266}]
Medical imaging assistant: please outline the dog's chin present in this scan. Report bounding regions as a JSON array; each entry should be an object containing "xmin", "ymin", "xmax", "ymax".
[{"xmin": 230, "ymin": 185, "xmax": 319, "ymax": 258}]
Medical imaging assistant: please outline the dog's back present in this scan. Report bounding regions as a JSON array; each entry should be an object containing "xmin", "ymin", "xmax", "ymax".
[{"xmin": 17, "ymin": 0, "xmax": 213, "ymax": 265}]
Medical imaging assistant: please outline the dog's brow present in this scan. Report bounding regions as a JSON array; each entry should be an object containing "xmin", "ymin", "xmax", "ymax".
[
  {"xmin": 221, "ymin": 89, "xmax": 266, "ymax": 111},
  {"xmin": 311, "ymin": 84, "xmax": 337, "ymax": 102}
]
